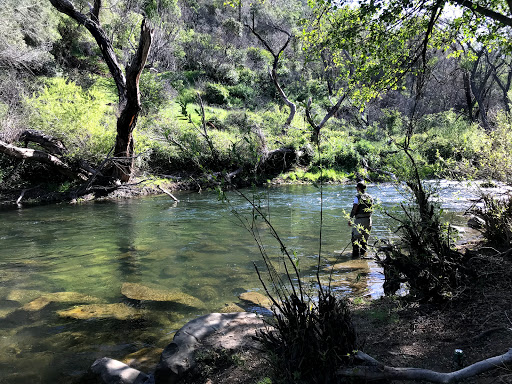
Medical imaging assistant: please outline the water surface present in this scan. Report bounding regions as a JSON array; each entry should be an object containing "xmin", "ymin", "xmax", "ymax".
[{"xmin": 0, "ymin": 182, "xmax": 490, "ymax": 383}]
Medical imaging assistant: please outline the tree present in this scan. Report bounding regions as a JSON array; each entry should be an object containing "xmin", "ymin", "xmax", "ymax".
[
  {"xmin": 246, "ymin": 12, "xmax": 297, "ymax": 128},
  {"xmin": 458, "ymin": 43, "xmax": 495, "ymax": 130},
  {"xmin": 49, "ymin": 0, "xmax": 153, "ymax": 183},
  {"xmin": 302, "ymin": 4, "xmax": 428, "ymax": 144}
]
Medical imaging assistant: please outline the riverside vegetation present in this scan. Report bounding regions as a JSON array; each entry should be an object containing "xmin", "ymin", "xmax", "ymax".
[
  {"xmin": 1, "ymin": 1, "xmax": 512, "ymax": 383},
  {"xmin": 1, "ymin": 0, "xmax": 512, "ymax": 201}
]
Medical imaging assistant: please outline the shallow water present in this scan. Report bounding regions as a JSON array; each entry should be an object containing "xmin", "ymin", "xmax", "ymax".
[{"xmin": 0, "ymin": 182, "xmax": 491, "ymax": 383}]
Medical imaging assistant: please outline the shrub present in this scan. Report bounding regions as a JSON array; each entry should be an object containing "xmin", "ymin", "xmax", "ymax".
[
  {"xmin": 231, "ymin": 193, "xmax": 358, "ymax": 384},
  {"xmin": 472, "ymin": 193, "xmax": 512, "ymax": 247},
  {"xmin": 246, "ymin": 47, "xmax": 272, "ymax": 70},
  {"xmin": 25, "ymin": 77, "xmax": 116, "ymax": 162},
  {"xmin": 378, "ymin": 153, "xmax": 470, "ymax": 302},
  {"xmin": 139, "ymin": 71, "xmax": 169, "ymax": 116},
  {"xmin": 202, "ymin": 83, "xmax": 230, "ymax": 106},
  {"xmin": 227, "ymin": 84, "xmax": 256, "ymax": 103}
]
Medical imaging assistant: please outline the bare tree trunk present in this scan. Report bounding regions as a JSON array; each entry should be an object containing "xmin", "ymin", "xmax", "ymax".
[
  {"xmin": 246, "ymin": 18, "xmax": 296, "ymax": 131},
  {"xmin": 49, "ymin": 0, "xmax": 153, "ymax": 183},
  {"xmin": 462, "ymin": 71, "xmax": 474, "ymax": 121},
  {"xmin": 113, "ymin": 19, "xmax": 153, "ymax": 182},
  {"xmin": 338, "ymin": 349, "xmax": 512, "ymax": 383},
  {"xmin": 306, "ymin": 93, "xmax": 346, "ymax": 144}
]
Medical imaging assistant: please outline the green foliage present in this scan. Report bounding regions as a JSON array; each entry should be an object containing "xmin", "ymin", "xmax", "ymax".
[
  {"xmin": 246, "ymin": 47, "xmax": 273, "ymax": 70},
  {"xmin": 202, "ymin": 83, "xmax": 230, "ymax": 105},
  {"xmin": 140, "ymin": 71, "xmax": 170, "ymax": 116},
  {"xmin": 478, "ymin": 113, "xmax": 512, "ymax": 182},
  {"xmin": 227, "ymin": 84, "xmax": 256, "ymax": 105},
  {"xmin": 473, "ymin": 193, "xmax": 512, "ymax": 247},
  {"xmin": 381, "ymin": 109, "xmax": 404, "ymax": 136},
  {"xmin": 282, "ymin": 167, "xmax": 349, "ymax": 183},
  {"xmin": 25, "ymin": 77, "xmax": 116, "ymax": 162},
  {"xmin": 303, "ymin": 4, "xmax": 428, "ymax": 106}
]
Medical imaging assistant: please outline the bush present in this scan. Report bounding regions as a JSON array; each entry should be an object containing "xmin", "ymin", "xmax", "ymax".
[
  {"xmin": 246, "ymin": 47, "xmax": 272, "ymax": 70},
  {"xmin": 227, "ymin": 84, "xmax": 256, "ymax": 104},
  {"xmin": 478, "ymin": 113, "xmax": 512, "ymax": 182},
  {"xmin": 233, "ymin": 195, "xmax": 358, "ymax": 384},
  {"xmin": 139, "ymin": 71, "xmax": 169, "ymax": 116},
  {"xmin": 472, "ymin": 193, "xmax": 512, "ymax": 247},
  {"xmin": 25, "ymin": 76, "xmax": 116, "ymax": 162},
  {"xmin": 378, "ymin": 159, "xmax": 469, "ymax": 302},
  {"xmin": 202, "ymin": 83, "xmax": 230, "ymax": 105}
]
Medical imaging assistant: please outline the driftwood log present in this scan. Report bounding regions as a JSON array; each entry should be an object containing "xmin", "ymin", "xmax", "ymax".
[{"xmin": 337, "ymin": 349, "xmax": 512, "ymax": 383}]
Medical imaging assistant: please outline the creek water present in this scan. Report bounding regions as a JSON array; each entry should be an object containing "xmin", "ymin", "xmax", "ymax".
[{"xmin": 0, "ymin": 181, "xmax": 492, "ymax": 383}]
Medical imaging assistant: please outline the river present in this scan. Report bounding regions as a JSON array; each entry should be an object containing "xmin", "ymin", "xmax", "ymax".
[{"xmin": 0, "ymin": 181, "xmax": 495, "ymax": 383}]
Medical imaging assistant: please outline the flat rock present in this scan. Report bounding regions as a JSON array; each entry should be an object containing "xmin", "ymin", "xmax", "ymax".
[
  {"xmin": 57, "ymin": 303, "xmax": 144, "ymax": 320},
  {"xmin": 23, "ymin": 291, "xmax": 102, "ymax": 311},
  {"xmin": 121, "ymin": 283, "xmax": 205, "ymax": 308}
]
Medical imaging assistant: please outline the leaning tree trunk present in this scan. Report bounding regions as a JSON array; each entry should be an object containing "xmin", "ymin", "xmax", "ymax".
[
  {"xmin": 113, "ymin": 20, "xmax": 153, "ymax": 182},
  {"xmin": 49, "ymin": 0, "xmax": 152, "ymax": 183}
]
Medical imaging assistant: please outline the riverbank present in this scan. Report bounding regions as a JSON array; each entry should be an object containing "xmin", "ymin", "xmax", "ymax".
[{"xmin": 169, "ymin": 240, "xmax": 512, "ymax": 384}]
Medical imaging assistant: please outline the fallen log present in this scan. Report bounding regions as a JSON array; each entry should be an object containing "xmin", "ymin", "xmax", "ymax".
[
  {"xmin": 0, "ymin": 139, "xmax": 88, "ymax": 181},
  {"xmin": 18, "ymin": 129, "xmax": 67, "ymax": 156},
  {"xmin": 338, "ymin": 349, "xmax": 512, "ymax": 383}
]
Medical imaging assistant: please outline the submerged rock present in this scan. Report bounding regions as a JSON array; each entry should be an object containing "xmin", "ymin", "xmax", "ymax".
[
  {"xmin": 0, "ymin": 300, "xmax": 19, "ymax": 319},
  {"xmin": 239, "ymin": 291, "xmax": 272, "ymax": 309},
  {"xmin": 22, "ymin": 291, "xmax": 102, "ymax": 311},
  {"xmin": 122, "ymin": 347, "xmax": 164, "ymax": 373},
  {"xmin": 121, "ymin": 283, "xmax": 205, "ymax": 308},
  {"xmin": 219, "ymin": 302, "xmax": 245, "ymax": 313},
  {"xmin": 57, "ymin": 303, "xmax": 144, "ymax": 320},
  {"xmin": 7, "ymin": 289, "xmax": 43, "ymax": 304}
]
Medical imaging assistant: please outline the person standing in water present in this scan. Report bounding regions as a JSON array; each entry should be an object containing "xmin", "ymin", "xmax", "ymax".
[{"xmin": 348, "ymin": 181, "xmax": 373, "ymax": 258}]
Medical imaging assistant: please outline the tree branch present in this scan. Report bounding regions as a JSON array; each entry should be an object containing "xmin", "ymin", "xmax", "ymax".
[
  {"xmin": 338, "ymin": 349, "xmax": 512, "ymax": 383},
  {"xmin": 452, "ymin": 0, "xmax": 512, "ymax": 27},
  {"xmin": 49, "ymin": 0, "xmax": 126, "ymax": 102}
]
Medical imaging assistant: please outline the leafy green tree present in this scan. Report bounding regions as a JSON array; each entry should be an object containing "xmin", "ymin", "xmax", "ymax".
[{"xmin": 302, "ymin": 4, "xmax": 429, "ymax": 143}]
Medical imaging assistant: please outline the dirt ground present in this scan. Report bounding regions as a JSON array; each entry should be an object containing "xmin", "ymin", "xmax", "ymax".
[{"xmin": 180, "ymin": 242, "xmax": 512, "ymax": 384}]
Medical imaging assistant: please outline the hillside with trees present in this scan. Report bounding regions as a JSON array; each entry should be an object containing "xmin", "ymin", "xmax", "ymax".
[
  {"xmin": 0, "ymin": 2, "xmax": 511, "ymax": 384},
  {"xmin": 1, "ymin": 0, "xmax": 512, "ymax": 205}
]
